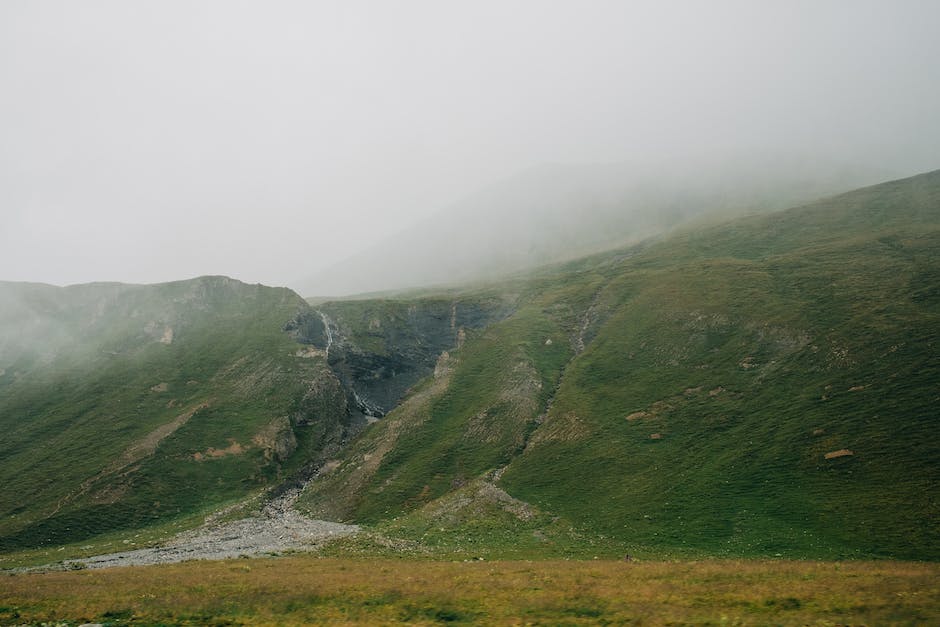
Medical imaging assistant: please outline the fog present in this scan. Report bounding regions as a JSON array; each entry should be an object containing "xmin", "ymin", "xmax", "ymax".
[
  {"xmin": 300, "ymin": 154, "xmax": 908, "ymax": 296},
  {"xmin": 2, "ymin": 1, "xmax": 939, "ymax": 293}
]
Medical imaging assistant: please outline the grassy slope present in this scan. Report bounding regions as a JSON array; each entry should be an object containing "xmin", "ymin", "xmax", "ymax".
[
  {"xmin": 504, "ymin": 170, "xmax": 940, "ymax": 559},
  {"xmin": 299, "ymin": 285, "xmax": 586, "ymax": 524},
  {"xmin": 301, "ymin": 170, "xmax": 940, "ymax": 559},
  {"xmin": 0, "ymin": 276, "xmax": 345, "ymax": 551}
]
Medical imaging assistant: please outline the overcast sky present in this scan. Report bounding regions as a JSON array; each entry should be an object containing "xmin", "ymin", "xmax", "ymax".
[{"xmin": 2, "ymin": 1, "xmax": 939, "ymax": 289}]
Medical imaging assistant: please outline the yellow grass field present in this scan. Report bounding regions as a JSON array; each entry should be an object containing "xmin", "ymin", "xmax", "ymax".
[{"xmin": 2, "ymin": 558, "xmax": 938, "ymax": 625}]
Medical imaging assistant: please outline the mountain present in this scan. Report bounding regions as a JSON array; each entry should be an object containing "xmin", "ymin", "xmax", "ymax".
[
  {"xmin": 0, "ymin": 276, "xmax": 356, "ymax": 550},
  {"xmin": 297, "ymin": 157, "xmax": 897, "ymax": 297},
  {"xmin": 0, "ymin": 276, "xmax": 514, "ymax": 554},
  {"xmin": 297, "ymin": 169, "xmax": 940, "ymax": 560},
  {"xmin": 1, "ymin": 169, "xmax": 937, "ymax": 562}
]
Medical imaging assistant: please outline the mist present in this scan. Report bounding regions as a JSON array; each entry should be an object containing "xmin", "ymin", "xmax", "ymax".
[
  {"xmin": 298, "ymin": 154, "xmax": 901, "ymax": 296},
  {"xmin": 2, "ymin": 1, "xmax": 939, "ymax": 292}
]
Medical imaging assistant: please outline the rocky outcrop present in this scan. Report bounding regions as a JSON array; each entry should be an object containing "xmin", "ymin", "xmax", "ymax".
[
  {"xmin": 253, "ymin": 416, "xmax": 298, "ymax": 462},
  {"xmin": 319, "ymin": 296, "xmax": 514, "ymax": 421},
  {"xmin": 283, "ymin": 309, "xmax": 329, "ymax": 348},
  {"xmin": 294, "ymin": 365, "xmax": 348, "ymax": 428}
]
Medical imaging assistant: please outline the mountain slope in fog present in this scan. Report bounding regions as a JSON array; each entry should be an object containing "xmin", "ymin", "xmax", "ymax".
[
  {"xmin": 1, "ymin": 169, "xmax": 936, "ymax": 563},
  {"xmin": 298, "ymin": 157, "xmax": 896, "ymax": 297},
  {"xmin": 0, "ymin": 276, "xmax": 510, "ymax": 556},
  {"xmin": 299, "ymin": 169, "xmax": 940, "ymax": 560},
  {"xmin": 0, "ymin": 277, "xmax": 353, "ymax": 551}
]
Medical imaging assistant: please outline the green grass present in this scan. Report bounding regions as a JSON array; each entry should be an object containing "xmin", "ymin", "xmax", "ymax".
[
  {"xmin": 1, "ymin": 557, "xmax": 937, "ymax": 625},
  {"xmin": 501, "ymin": 174, "xmax": 940, "ymax": 559}
]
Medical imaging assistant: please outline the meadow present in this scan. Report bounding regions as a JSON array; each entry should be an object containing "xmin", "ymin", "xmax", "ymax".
[{"xmin": 2, "ymin": 557, "xmax": 938, "ymax": 625}]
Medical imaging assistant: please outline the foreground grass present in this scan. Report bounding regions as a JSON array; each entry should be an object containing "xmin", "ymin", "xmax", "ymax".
[{"xmin": 1, "ymin": 558, "xmax": 937, "ymax": 625}]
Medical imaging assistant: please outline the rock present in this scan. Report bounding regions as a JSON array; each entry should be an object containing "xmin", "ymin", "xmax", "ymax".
[
  {"xmin": 434, "ymin": 351, "xmax": 453, "ymax": 378},
  {"xmin": 323, "ymin": 298, "xmax": 511, "ymax": 419},
  {"xmin": 253, "ymin": 416, "xmax": 297, "ymax": 462}
]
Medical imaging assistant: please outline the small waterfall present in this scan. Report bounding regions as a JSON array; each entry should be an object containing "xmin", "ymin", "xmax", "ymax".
[
  {"xmin": 316, "ymin": 310, "xmax": 333, "ymax": 356},
  {"xmin": 353, "ymin": 389, "xmax": 385, "ymax": 418}
]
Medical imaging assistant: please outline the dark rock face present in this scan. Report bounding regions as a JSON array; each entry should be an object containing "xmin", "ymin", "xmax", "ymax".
[
  {"xmin": 320, "ymin": 297, "xmax": 513, "ymax": 420},
  {"xmin": 283, "ymin": 309, "xmax": 328, "ymax": 348}
]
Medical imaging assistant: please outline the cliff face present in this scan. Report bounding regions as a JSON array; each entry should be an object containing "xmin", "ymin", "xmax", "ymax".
[{"xmin": 310, "ymin": 295, "xmax": 515, "ymax": 424}]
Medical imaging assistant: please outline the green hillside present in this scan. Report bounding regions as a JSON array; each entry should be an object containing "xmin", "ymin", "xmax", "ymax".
[
  {"xmin": 0, "ymin": 276, "xmax": 348, "ymax": 551},
  {"xmin": 2, "ymin": 171, "xmax": 937, "ymax": 562},
  {"xmin": 299, "ymin": 170, "xmax": 940, "ymax": 560}
]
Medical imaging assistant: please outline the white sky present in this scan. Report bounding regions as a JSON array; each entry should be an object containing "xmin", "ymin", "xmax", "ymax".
[{"xmin": 2, "ymin": 1, "xmax": 939, "ymax": 288}]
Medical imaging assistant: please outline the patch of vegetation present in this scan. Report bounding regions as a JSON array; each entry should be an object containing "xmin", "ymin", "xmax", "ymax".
[
  {"xmin": 1, "ymin": 557, "xmax": 937, "ymax": 625},
  {"xmin": 502, "ymin": 170, "xmax": 940, "ymax": 559}
]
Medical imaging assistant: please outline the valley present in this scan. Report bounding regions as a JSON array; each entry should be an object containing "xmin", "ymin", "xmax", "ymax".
[
  {"xmin": 0, "ymin": 170, "xmax": 938, "ymax": 624},
  {"xmin": 5, "ymin": 3, "xmax": 940, "ymax": 623}
]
